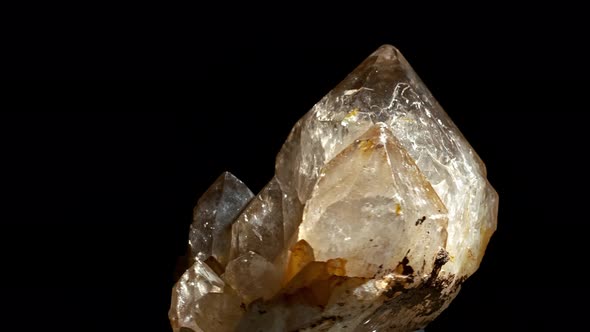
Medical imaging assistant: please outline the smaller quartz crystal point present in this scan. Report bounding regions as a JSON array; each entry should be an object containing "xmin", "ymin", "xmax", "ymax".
[
  {"xmin": 224, "ymin": 251, "xmax": 282, "ymax": 304},
  {"xmin": 170, "ymin": 44, "xmax": 498, "ymax": 332},
  {"xmin": 169, "ymin": 260, "xmax": 224, "ymax": 332},
  {"xmin": 230, "ymin": 178, "xmax": 287, "ymax": 263},
  {"xmin": 189, "ymin": 172, "xmax": 253, "ymax": 266}
]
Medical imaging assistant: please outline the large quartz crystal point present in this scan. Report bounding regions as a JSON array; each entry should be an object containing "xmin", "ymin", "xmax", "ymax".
[
  {"xmin": 189, "ymin": 172, "xmax": 253, "ymax": 266},
  {"xmin": 276, "ymin": 44, "xmax": 497, "ymax": 284},
  {"xmin": 170, "ymin": 44, "xmax": 498, "ymax": 332}
]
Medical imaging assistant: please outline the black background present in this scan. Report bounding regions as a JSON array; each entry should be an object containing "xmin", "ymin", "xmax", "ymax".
[{"xmin": 2, "ymin": 5, "xmax": 589, "ymax": 332}]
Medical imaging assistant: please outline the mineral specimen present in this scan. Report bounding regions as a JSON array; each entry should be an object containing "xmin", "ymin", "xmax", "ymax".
[{"xmin": 170, "ymin": 44, "xmax": 498, "ymax": 332}]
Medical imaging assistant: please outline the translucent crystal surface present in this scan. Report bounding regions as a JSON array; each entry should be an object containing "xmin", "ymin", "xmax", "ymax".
[
  {"xmin": 170, "ymin": 45, "xmax": 498, "ymax": 332},
  {"xmin": 189, "ymin": 172, "xmax": 253, "ymax": 266},
  {"xmin": 169, "ymin": 260, "xmax": 225, "ymax": 332}
]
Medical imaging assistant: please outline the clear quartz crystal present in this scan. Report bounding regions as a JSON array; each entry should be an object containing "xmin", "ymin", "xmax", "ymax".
[
  {"xmin": 189, "ymin": 172, "xmax": 253, "ymax": 266},
  {"xmin": 170, "ymin": 45, "xmax": 498, "ymax": 332}
]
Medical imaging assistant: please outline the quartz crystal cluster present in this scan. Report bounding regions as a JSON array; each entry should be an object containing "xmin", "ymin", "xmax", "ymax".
[{"xmin": 170, "ymin": 45, "xmax": 498, "ymax": 332}]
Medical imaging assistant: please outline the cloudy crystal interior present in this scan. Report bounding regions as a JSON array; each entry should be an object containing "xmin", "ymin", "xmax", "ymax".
[{"xmin": 169, "ymin": 44, "xmax": 498, "ymax": 332}]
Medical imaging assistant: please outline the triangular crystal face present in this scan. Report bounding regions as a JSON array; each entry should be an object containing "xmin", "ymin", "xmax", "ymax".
[{"xmin": 299, "ymin": 124, "xmax": 448, "ymax": 279}]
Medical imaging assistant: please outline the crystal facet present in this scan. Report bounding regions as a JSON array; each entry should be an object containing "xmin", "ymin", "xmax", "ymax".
[
  {"xmin": 169, "ymin": 260, "xmax": 225, "ymax": 332},
  {"xmin": 170, "ymin": 45, "xmax": 498, "ymax": 332},
  {"xmin": 189, "ymin": 172, "xmax": 254, "ymax": 266}
]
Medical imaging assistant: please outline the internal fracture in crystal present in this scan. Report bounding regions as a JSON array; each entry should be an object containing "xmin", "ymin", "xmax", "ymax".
[{"xmin": 170, "ymin": 44, "xmax": 498, "ymax": 332}]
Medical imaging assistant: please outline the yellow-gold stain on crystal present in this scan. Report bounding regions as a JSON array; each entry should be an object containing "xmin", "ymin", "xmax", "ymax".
[
  {"xmin": 280, "ymin": 257, "xmax": 363, "ymax": 307},
  {"xmin": 283, "ymin": 239, "xmax": 315, "ymax": 285},
  {"xmin": 394, "ymin": 203, "xmax": 402, "ymax": 215},
  {"xmin": 341, "ymin": 108, "xmax": 359, "ymax": 126},
  {"xmin": 282, "ymin": 258, "xmax": 347, "ymax": 295},
  {"xmin": 358, "ymin": 139, "xmax": 375, "ymax": 152},
  {"xmin": 326, "ymin": 258, "xmax": 347, "ymax": 276},
  {"xmin": 282, "ymin": 262, "xmax": 330, "ymax": 295}
]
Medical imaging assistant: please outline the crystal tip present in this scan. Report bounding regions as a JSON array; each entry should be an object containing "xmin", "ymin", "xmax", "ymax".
[{"xmin": 370, "ymin": 44, "xmax": 400, "ymax": 60}]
